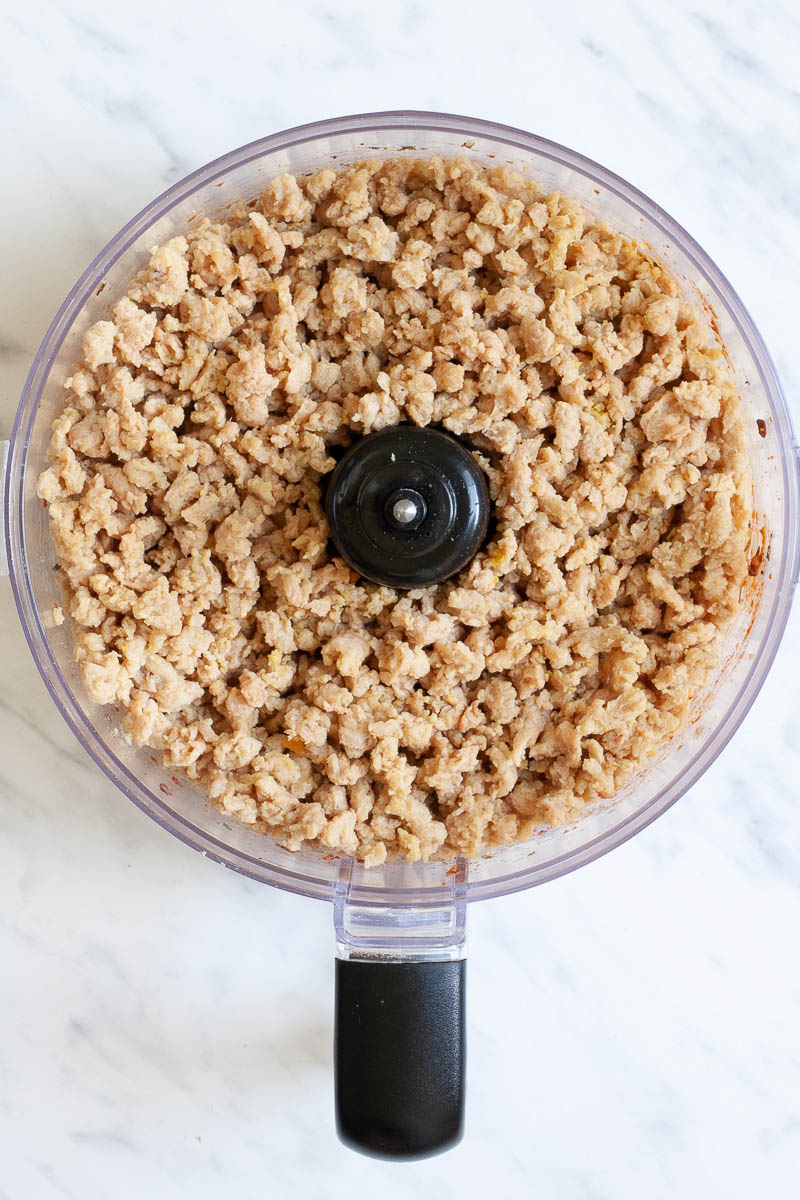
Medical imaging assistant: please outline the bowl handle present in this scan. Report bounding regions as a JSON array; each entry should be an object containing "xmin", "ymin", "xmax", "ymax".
[
  {"xmin": 332, "ymin": 858, "xmax": 467, "ymax": 1158},
  {"xmin": 334, "ymin": 957, "xmax": 465, "ymax": 1159}
]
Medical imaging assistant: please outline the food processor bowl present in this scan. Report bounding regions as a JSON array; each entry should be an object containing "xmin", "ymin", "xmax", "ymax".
[{"xmin": 4, "ymin": 112, "xmax": 799, "ymax": 1157}]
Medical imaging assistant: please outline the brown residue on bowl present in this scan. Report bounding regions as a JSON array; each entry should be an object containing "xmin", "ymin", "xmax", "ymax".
[{"xmin": 749, "ymin": 525, "xmax": 768, "ymax": 577}]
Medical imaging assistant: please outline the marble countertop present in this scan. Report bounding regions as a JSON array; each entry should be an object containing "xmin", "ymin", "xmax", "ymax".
[{"xmin": 2, "ymin": 1, "xmax": 799, "ymax": 1196}]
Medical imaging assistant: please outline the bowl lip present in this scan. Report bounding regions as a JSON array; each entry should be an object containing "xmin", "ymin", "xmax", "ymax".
[{"xmin": 5, "ymin": 109, "xmax": 800, "ymax": 905}]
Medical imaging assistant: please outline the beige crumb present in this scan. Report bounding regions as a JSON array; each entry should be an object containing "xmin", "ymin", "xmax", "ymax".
[{"xmin": 38, "ymin": 156, "xmax": 752, "ymax": 866}]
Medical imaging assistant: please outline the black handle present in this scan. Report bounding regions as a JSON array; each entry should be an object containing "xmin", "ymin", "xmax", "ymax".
[{"xmin": 334, "ymin": 958, "xmax": 466, "ymax": 1159}]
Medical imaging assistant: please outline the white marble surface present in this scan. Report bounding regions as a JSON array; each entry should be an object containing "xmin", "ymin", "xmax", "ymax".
[{"xmin": 2, "ymin": 0, "xmax": 800, "ymax": 1195}]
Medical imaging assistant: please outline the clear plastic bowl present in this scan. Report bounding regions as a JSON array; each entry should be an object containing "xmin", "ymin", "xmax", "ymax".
[{"xmin": 5, "ymin": 111, "xmax": 800, "ymax": 908}]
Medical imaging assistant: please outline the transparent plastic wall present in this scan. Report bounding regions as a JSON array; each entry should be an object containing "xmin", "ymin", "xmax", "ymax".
[{"xmin": 5, "ymin": 113, "xmax": 799, "ymax": 906}]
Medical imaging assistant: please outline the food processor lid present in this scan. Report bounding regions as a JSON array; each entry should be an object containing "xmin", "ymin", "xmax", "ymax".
[{"xmin": 324, "ymin": 425, "xmax": 490, "ymax": 588}]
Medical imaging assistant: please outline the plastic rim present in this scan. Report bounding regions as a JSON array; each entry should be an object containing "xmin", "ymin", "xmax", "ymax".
[{"xmin": 5, "ymin": 110, "xmax": 800, "ymax": 904}]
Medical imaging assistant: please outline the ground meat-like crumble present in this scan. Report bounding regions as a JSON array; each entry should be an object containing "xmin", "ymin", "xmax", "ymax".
[{"xmin": 38, "ymin": 157, "xmax": 751, "ymax": 867}]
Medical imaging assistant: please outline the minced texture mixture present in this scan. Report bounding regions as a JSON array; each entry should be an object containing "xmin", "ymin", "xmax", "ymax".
[{"xmin": 38, "ymin": 157, "xmax": 751, "ymax": 867}]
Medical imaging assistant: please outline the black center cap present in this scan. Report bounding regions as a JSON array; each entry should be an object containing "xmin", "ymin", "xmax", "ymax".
[{"xmin": 324, "ymin": 425, "xmax": 490, "ymax": 589}]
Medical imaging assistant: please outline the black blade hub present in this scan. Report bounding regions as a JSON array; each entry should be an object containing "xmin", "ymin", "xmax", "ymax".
[{"xmin": 324, "ymin": 425, "xmax": 491, "ymax": 589}]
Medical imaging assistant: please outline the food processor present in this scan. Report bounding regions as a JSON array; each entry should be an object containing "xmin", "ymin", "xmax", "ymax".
[{"xmin": 3, "ymin": 111, "xmax": 798, "ymax": 1160}]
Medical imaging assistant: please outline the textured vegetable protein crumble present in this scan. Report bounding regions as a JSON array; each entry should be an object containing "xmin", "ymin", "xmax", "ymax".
[{"xmin": 38, "ymin": 157, "xmax": 752, "ymax": 868}]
